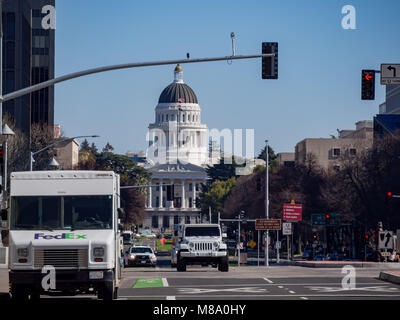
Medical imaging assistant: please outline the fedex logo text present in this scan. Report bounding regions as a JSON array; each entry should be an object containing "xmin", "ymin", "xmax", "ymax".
[{"xmin": 34, "ymin": 233, "xmax": 87, "ymax": 240}]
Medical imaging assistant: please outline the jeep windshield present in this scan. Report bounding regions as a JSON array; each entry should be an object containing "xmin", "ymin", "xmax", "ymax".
[
  {"xmin": 185, "ymin": 226, "xmax": 220, "ymax": 237},
  {"xmin": 11, "ymin": 195, "xmax": 113, "ymax": 230}
]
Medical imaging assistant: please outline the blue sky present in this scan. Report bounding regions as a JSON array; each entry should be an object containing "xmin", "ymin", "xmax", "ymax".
[{"xmin": 54, "ymin": 0, "xmax": 399, "ymax": 156}]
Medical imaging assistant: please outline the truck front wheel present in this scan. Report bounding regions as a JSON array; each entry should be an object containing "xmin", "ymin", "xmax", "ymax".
[
  {"xmin": 10, "ymin": 284, "xmax": 29, "ymax": 300},
  {"xmin": 218, "ymin": 255, "xmax": 229, "ymax": 272},
  {"xmin": 101, "ymin": 281, "xmax": 116, "ymax": 301}
]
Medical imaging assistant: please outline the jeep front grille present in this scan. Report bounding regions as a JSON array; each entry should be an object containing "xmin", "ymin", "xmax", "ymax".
[
  {"xmin": 34, "ymin": 248, "xmax": 88, "ymax": 269},
  {"xmin": 194, "ymin": 242, "xmax": 213, "ymax": 251}
]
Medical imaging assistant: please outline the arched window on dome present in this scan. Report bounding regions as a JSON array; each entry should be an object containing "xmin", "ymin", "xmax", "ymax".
[
  {"xmin": 182, "ymin": 114, "xmax": 185, "ymax": 122},
  {"xmin": 166, "ymin": 114, "xmax": 169, "ymax": 122},
  {"xmin": 162, "ymin": 114, "xmax": 164, "ymax": 122},
  {"xmin": 171, "ymin": 114, "xmax": 174, "ymax": 121}
]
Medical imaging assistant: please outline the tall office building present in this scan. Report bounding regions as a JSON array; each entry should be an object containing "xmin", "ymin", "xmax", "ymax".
[{"xmin": 2, "ymin": 0, "xmax": 55, "ymax": 136}]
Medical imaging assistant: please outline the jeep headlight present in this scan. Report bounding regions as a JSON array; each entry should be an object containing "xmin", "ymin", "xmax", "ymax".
[
  {"xmin": 189, "ymin": 242, "xmax": 194, "ymax": 249},
  {"xmin": 93, "ymin": 247, "xmax": 104, "ymax": 257},
  {"xmin": 213, "ymin": 242, "xmax": 219, "ymax": 248},
  {"xmin": 17, "ymin": 248, "xmax": 29, "ymax": 257}
]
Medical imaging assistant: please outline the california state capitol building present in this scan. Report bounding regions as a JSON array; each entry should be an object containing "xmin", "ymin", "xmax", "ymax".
[{"xmin": 141, "ymin": 65, "xmax": 217, "ymax": 232}]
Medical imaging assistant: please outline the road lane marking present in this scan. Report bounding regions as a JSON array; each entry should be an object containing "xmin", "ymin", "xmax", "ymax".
[
  {"xmin": 119, "ymin": 293, "xmax": 400, "ymax": 299},
  {"xmin": 300, "ymin": 297, "xmax": 308, "ymax": 300},
  {"xmin": 162, "ymin": 278, "xmax": 169, "ymax": 287},
  {"xmin": 177, "ymin": 287, "xmax": 268, "ymax": 294},
  {"xmin": 289, "ymin": 291, "xmax": 296, "ymax": 294},
  {"xmin": 166, "ymin": 296, "xmax": 176, "ymax": 300},
  {"xmin": 263, "ymin": 278, "xmax": 273, "ymax": 284},
  {"xmin": 307, "ymin": 285, "xmax": 400, "ymax": 293},
  {"xmin": 278, "ymin": 286, "xmax": 284, "ymax": 289}
]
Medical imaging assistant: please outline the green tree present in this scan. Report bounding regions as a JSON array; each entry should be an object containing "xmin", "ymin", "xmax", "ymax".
[
  {"xmin": 200, "ymin": 177, "xmax": 236, "ymax": 220},
  {"xmin": 205, "ymin": 156, "xmax": 242, "ymax": 185},
  {"xmin": 102, "ymin": 142, "xmax": 114, "ymax": 153},
  {"xmin": 80, "ymin": 139, "xmax": 90, "ymax": 152}
]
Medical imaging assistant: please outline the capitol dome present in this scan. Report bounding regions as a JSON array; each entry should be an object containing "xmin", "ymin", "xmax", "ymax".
[{"xmin": 158, "ymin": 64, "xmax": 198, "ymax": 104}]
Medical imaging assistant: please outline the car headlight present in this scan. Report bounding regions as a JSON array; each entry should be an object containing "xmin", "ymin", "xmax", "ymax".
[
  {"xmin": 189, "ymin": 242, "xmax": 194, "ymax": 248},
  {"xmin": 17, "ymin": 248, "xmax": 29, "ymax": 257},
  {"xmin": 213, "ymin": 242, "xmax": 219, "ymax": 249},
  {"xmin": 93, "ymin": 247, "xmax": 104, "ymax": 257},
  {"xmin": 130, "ymin": 254, "xmax": 136, "ymax": 260},
  {"xmin": 150, "ymin": 254, "xmax": 156, "ymax": 260}
]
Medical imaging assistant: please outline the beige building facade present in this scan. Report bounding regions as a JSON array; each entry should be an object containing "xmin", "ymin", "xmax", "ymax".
[
  {"xmin": 55, "ymin": 139, "xmax": 80, "ymax": 170},
  {"xmin": 295, "ymin": 121, "xmax": 373, "ymax": 170}
]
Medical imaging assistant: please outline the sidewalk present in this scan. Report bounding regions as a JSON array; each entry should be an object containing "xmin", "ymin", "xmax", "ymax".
[
  {"xmin": 379, "ymin": 271, "xmax": 400, "ymax": 285},
  {"xmin": 287, "ymin": 260, "xmax": 400, "ymax": 269}
]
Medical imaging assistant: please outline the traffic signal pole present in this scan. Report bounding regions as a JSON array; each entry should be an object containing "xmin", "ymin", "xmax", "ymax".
[
  {"xmin": 265, "ymin": 140, "xmax": 269, "ymax": 267},
  {"xmin": 0, "ymin": 53, "xmax": 275, "ymax": 104}
]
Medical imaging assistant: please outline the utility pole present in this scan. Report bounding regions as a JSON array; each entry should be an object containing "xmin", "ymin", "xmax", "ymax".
[{"xmin": 265, "ymin": 140, "xmax": 269, "ymax": 267}]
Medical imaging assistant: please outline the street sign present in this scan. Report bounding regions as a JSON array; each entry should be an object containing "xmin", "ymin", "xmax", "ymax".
[
  {"xmin": 311, "ymin": 213, "xmax": 340, "ymax": 226},
  {"xmin": 255, "ymin": 219, "xmax": 281, "ymax": 230},
  {"xmin": 275, "ymin": 241, "xmax": 281, "ymax": 249},
  {"xmin": 379, "ymin": 231, "xmax": 393, "ymax": 250},
  {"xmin": 282, "ymin": 222, "xmax": 292, "ymax": 235},
  {"xmin": 381, "ymin": 64, "xmax": 400, "ymax": 85},
  {"xmin": 248, "ymin": 240, "xmax": 256, "ymax": 249},
  {"xmin": 237, "ymin": 242, "xmax": 243, "ymax": 250},
  {"xmin": 283, "ymin": 203, "xmax": 302, "ymax": 221}
]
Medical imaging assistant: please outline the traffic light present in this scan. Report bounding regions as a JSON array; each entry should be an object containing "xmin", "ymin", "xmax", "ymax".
[
  {"xmin": 166, "ymin": 184, "xmax": 174, "ymax": 201},
  {"xmin": 388, "ymin": 192, "xmax": 393, "ymax": 198},
  {"xmin": 0, "ymin": 144, "xmax": 3, "ymax": 166},
  {"xmin": 364, "ymin": 234, "xmax": 369, "ymax": 244},
  {"xmin": 361, "ymin": 70, "xmax": 375, "ymax": 100},
  {"xmin": 262, "ymin": 42, "xmax": 278, "ymax": 79}
]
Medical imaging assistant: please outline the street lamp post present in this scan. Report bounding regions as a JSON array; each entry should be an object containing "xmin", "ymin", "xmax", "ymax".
[
  {"xmin": 30, "ymin": 135, "xmax": 99, "ymax": 171},
  {"xmin": 265, "ymin": 140, "xmax": 269, "ymax": 267}
]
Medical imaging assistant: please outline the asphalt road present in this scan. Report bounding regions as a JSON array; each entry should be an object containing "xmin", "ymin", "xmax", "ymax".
[{"xmin": 1, "ymin": 265, "xmax": 400, "ymax": 300}]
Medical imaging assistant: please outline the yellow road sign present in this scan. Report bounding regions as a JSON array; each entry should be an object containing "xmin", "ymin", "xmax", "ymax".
[{"xmin": 248, "ymin": 240, "xmax": 256, "ymax": 248}]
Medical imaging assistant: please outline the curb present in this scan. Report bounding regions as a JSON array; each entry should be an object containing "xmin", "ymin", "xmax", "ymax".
[
  {"xmin": 287, "ymin": 260, "xmax": 400, "ymax": 269},
  {"xmin": 379, "ymin": 272, "xmax": 400, "ymax": 285}
]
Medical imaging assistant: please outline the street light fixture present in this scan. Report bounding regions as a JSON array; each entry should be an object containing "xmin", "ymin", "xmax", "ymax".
[{"xmin": 30, "ymin": 135, "xmax": 99, "ymax": 171}]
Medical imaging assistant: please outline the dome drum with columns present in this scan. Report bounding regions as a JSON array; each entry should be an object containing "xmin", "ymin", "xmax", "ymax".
[{"xmin": 143, "ymin": 65, "xmax": 210, "ymax": 232}]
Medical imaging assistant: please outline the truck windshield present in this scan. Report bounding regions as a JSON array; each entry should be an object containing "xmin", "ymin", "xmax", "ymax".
[
  {"xmin": 185, "ymin": 227, "xmax": 220, "ymax": 237},
  {"xmin": 11, "ymin": 195, "xmax": 113, "ymax": 230}
]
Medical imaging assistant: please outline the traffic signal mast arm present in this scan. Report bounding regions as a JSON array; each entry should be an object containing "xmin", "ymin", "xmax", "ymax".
[{"xmin": 0, "ymin": 53, "xmax": 275, "ymax": 104}]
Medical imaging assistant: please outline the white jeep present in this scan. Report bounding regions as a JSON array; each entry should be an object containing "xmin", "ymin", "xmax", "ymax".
[{"xmin": 172, "ymin": 224, "xmax": 229, "ymax": 272}]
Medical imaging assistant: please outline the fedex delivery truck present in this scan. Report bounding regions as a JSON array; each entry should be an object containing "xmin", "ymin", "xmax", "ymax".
[{"xmin": 8, "ymin": 171, "xmax": 123, "ymax": 300}]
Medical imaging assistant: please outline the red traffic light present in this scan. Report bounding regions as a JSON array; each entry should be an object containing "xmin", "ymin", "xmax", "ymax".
[
  {"xmin": 365, "ymin": 235, "xmax": 369, "ymax": 239},
  {"xmin": 388, "ymin": 192, "xmax": 392, "ymax": 197},
  {"xmin": 325, "ymin": 214, "xmax": 330, "ymax": 219}
]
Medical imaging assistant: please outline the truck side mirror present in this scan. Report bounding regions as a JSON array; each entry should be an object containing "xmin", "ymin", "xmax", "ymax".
[{"xmin": 117, "ymin": 208, "xmax": 125, "ymax": 219}]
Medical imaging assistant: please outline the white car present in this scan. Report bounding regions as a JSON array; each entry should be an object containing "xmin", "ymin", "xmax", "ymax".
[
  {"xmin": 139, "ymin": 230, "xmax": 156, "ymax": 238},
  {"xmin": 172, "ymin": 224, "xmax": 228, "ymax": 272},
  {"xmin": 125, "ymin": 246, "xmax": 157, "ymax": 267}
]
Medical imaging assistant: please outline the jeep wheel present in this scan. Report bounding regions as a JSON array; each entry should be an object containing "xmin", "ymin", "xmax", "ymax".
[
  {"xmin": 218, "ymin": 255, "xmax": 229, "ymax": 272},
  {"xmin": 177, "ymin": 258, "xmax": 186, "ymax": 272}
]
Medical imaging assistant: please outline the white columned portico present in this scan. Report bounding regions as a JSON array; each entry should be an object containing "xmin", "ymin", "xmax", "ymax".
[
  {"xmin": 181, "ymin": 179, "xmax": 185, "ymax": 209},
  {"xmin": 192, "ymin": 179, "xmax": 196, "ymax": 208},
  {"xmin": 159, "ymin": 178, "xmax": 163, "ymax": 208},
  {"xmin": 147, "ymin": 180, "xmax": 152, "ymax": 208}
]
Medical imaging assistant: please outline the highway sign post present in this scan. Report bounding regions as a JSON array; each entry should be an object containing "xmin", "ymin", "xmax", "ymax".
[
  {"xmin": 381, "ymin": 64, "xmax": 400, "ymax": 85},
  {"xmin": 379, "ymin": 231, "xmax": 393, "ymax": 250}
]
